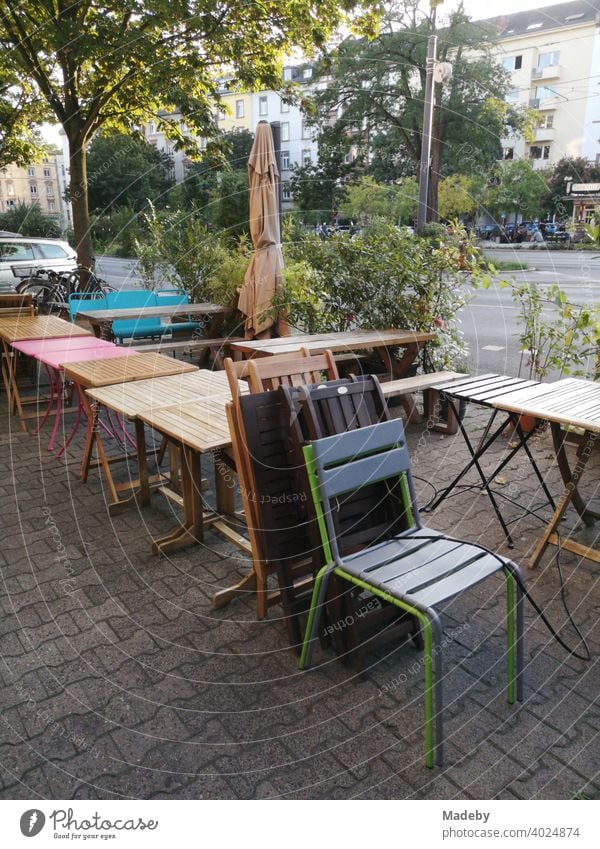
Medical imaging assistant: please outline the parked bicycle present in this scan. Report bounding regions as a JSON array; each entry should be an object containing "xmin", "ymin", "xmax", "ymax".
[{"xmin": 14, "ymin": 264, "xmax": 115, "ymax": 316}]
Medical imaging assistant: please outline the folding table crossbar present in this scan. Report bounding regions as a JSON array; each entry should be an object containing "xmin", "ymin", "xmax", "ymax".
[{"xmin": 428, "ymin": 374, "xmax": 556, "ymax": 546}]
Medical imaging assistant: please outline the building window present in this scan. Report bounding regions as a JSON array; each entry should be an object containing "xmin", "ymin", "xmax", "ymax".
[
  {"xmin": 43, "ymin": 167, "xmax": 51, "ymax": 177},
  {"xmin": 47, "ymin": 200, "xmax": 55, "ymax": 212},
  {"xmin": 281, "ymin": 150, "xmax": 290, "ymax": 170},
  {"xmin": 217, "ymin": 107, "xmax": 226, "ymax": 120},
  {"xmin": 281, "ymin": 122, "xmax": 290, "ymax": 142},
  {"xmin": 283, "ymin": 67, "xmax": 292, "ymax": 81},
  {"xmin": 282, "ymin": 182, "xmax": 291, "ymax": 201},
  {"xmin": 280, "ymin": 98, "xmax": 289, "ymax": 114},
  {"xmin": 535, "ymin": 86, "xmax": 554, "ymax": 101},
  {"xmin": 302, "ymin": 149, "xmax": 312, "ymax": 166},
  {"xmin": 236, "ymin": 100, "xmax": 244, "ymax": 118},
  {"xmin": 502, "ymin": 147, "xmax": 514, "ymax": 160},
  {"xmin": 6, "ymin": 181, "xmax": 14, "ymax": 196},
  {"xmin": 30, "ymin": 184, "xmax": 37, "ymax": 195},
  {"xmin": 538, "ymin": 51, "xmax": 559, "ymax": 68},
  {"xmin": 502, "ymin": 55, "xmax": 522, "ymax": 71},
  {"xmin": 6, "ymin": 199, "xmax": 15, "ymax": 208},
  {"xmin": 303, "ymin": 68, "xmax": 313, "ymax": 80},
  {"xmin": 259, "ymin": 96, "xmax": 268, "ymax": 116},
  {"xmin": 301, "ymin": 120, "xmax": 310, "ymax": 139},
  {"xmin": 505, "ymin": 88, "xmax": 520, "ymax": 103},
  {"xmin": 529, "ymin": 144, "xmax": 551, "ymax": 160},
  {"xmin": 27, "ymin": 166, "xmax": 35, "ymax": 176},
  {"xmin": 46, "ymin": 183, "xmax": 54, "ymax": 196},
  {"xmin": 538, "ymin": 114, "xmax": 554, "ymax": 129},
  {"xmin": 147, "ymin": 122, "xmax": 155, "ymax": 134}
]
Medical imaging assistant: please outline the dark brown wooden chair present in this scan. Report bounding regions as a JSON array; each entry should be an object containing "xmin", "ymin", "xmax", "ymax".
[{"xmin": 220, "ymin": 351, "xmax": 338, "ymax": 623}]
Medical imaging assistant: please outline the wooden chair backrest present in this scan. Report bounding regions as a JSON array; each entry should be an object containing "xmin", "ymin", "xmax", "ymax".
[
  {"xmin": 224, "ymin": 349, "xmax": 338, "ymax": 400},
  {"xmin": 0, "ymin": 293, "xmax": 35, "ymax": 316},
  {"xmin": 247, "ymin": 350, "xmax": 338, "ymax": 392}
]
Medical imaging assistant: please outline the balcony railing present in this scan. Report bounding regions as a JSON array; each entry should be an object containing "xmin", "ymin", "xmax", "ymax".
[{"xmin": 532, "ymin": 65, "xmax": 561, "ymax": 81}]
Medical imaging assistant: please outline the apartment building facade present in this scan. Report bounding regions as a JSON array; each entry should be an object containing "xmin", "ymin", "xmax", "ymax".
[
  {"xmin": 0, "ymin": 150, "xmax": 67, "ymax": 225},
  {"xmin": 486, "ymin": 1, "xmax": 600, "ymax": 169},
  {"xmin": 143, "ymin": 65, "xmax": 321, "ymax": 205}
]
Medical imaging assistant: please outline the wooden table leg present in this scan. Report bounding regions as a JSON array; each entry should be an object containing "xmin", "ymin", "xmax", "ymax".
[
  {"xmin": 551, "ymin": 423, "xmax": 599, "ymax": 525},
  {"xmin": 152, "ymin": 445, "xmax": 204, "ymax": 555},
  {"xmin": 379, "ymin": 342, "xmax": 425, "ymax": 424},
  {"xmin": 529, "ymin": 429, "xmax": 598, "ymax": 568},
  {"xmin": 135, "ymin": 418, "xmax": 151, "ymax": 507},
  {"xmin": 2, "ymin": 340, "xmax": 27, "ymax": 429}
]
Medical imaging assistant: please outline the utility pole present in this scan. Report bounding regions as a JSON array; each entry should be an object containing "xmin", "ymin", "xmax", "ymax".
[{"xmin": 417, "ymin": 33, "xmax": 438, "ymax": 232}]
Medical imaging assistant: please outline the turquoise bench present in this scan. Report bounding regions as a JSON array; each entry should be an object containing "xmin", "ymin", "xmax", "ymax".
[{"xmin": 69, "ymin": 289, "xmax": 200, "ymax": 342}]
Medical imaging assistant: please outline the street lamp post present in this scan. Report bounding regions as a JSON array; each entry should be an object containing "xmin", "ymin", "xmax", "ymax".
[{"xmin": 417, "ymin": 33, "xmax": 438, "ymax": 232}]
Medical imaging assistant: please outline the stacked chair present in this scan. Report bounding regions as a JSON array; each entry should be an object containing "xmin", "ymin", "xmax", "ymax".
[{"xmin": 298, "ymin": 416, "xmax": 524, "ymax": 767}]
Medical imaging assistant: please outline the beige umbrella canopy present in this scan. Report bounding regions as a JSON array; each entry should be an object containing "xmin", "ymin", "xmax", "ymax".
[{"xmin": 237, "ymin": 121, "xmax": 284, "ymax": 338}]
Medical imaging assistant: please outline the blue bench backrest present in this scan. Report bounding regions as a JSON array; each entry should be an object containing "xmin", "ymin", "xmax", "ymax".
[
  {"xmin": 156, "ymin": 289, "xmax": 189, "ymax": 306},
  {"xmin": 68, "ymin": 293, "xmax": 107, "ymax": 321},
  {"xmin": 104, "ymin": 290, "xmax": 164, "ymax": 340}
]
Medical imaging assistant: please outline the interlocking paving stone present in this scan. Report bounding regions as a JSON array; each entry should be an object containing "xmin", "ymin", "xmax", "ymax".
[{"xmin": 0, "ymin": 396, "xmax": 598, "ymax": 799}]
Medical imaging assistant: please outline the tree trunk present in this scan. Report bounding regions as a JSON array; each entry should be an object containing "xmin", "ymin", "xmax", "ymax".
[{"xmin": 68, "ymin": 134, "xmax": 95, "ymax": 273}]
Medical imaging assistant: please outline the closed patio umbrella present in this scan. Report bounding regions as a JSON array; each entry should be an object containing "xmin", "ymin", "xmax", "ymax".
[{"xmin": 238, "ymin": 121, "xmax": 283, "ymax": 338}]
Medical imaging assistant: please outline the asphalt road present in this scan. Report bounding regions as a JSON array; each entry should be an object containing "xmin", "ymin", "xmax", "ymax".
[{"xmin": 97, "ymin": 249, "xmax": 600, "ymax": 377}]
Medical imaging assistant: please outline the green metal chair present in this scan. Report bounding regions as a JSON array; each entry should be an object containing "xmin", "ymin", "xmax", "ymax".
[{"xmin": 299, "ymin": 418, "xmax": 524, "ymax": 768}]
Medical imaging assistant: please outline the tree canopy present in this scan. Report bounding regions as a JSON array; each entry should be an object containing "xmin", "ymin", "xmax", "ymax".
[
  {"xmin": 486, "ymin": 160, "xmax": 551, "ymax": 221},
  {"xmin": 306, "ymin": 1, "xmax": 527, "ymax": 217},
  {"xmin": 86, "ymin": 132, "xmax": 174, "ymax": 213},
  {"xmin": 0, "ymin": 0, "xmax": 378, "ymax": 266}
]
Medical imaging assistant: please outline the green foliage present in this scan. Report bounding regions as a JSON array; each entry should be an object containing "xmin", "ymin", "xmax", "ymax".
[
  {"xmin": 0, "ymin": 0, "xmax": 379, "ymax": 264},
  {"xmin": 133, "ymin": 204, "xmax": 248, "ymax": 328},
  {"xmin": 206, "ymin": 169, "xmax": 250, "ymax": 240},
  {"xmin": 0, "ymin": 65, "xmax": 47, "ymax": 167},
  {"xmin": 177, "ymin": 129, "xmax": 254, "ymax": 213},
  {"xmin": 306, "ymin": 4, "xmax": 524, "ymax": 212},
  {"xmin": 438, "ymin": 174, "xmax": 481, "ymax": 220},
  {"xmin": 339, "ymin": 176, "xmax": 418, "ymax": 224},
  {"xmin": 486, "ymin": 160, "xmax": 551, "ymax": 221},
  {"xmin": 0, "ymin": 201, "xmax": 61, "ymax": 238},
  {"xmin": 279, "ymin": 220, "xmax": 488, "ymax": 369},
  {"xmin": 86, "ymin": 132, "xmax": 173, "ymax": 213},
  {"xmin": 511, "ymin": 281, "xmax": 598, "ymax": 380},
  {"xmin": 288, "ymin": 132, "xmax": 353, "ymax": 223},
  {"xmin": 90, "ymin": 207, "xmax": 142, "ymax": 257}
]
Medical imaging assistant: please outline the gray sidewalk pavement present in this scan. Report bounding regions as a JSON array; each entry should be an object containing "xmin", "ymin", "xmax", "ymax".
[{"xmin": 0, "ymin": 397, "xmax": 598, "ymax": 800}]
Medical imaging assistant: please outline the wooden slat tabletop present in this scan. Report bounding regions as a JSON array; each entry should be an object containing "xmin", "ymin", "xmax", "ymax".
[
  {"xmin": 86, "ymin": 369, "xmax": 247, "ymax": 417},
  {"xmin": 231, "ymin": 329, "xmax": 435, "ymax": 357},
  {"xmin": 82, "ymin": 303, "xmax": 230, "ymax": 322},
  {"xmin": 493, "ymin": 378, "xmax": 600, "ymax": 433},
  {"xmin": 139, "ymin": 397, "xmax": 233, "ymax": 452},
  {"xmin": 0, "ymin": 315, "xmax": 92, "ymax": 342},
  {"xmin": 63, "ymin": 352, "xmax": 197, "ymax": 389}
]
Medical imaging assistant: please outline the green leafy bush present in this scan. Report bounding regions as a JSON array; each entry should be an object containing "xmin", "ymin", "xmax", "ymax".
[
  {"xmin": 278, "ymin": 220, "xmax": 488, "ymax": 370},
  {"xmin": 0, "ymin": 201, "xmax": 61, "ymax": 238}
]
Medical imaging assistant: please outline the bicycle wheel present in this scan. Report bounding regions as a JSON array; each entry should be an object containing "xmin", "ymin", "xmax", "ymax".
[{"xmin": 19, "ymin": 280, "xmax": 62, "ymax": 315}]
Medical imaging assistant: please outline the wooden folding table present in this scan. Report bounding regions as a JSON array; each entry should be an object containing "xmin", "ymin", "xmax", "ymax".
[
  {"xmin": 492, "ymin": 377, "xmax": 600, "ymax": 568},
  {"xmin": 136, "ymin": 397, "xmax": 251, "ymax": 558},
  {"xmin": 64, "ymin": 353, "xmax": 196, "ymax": 509}
]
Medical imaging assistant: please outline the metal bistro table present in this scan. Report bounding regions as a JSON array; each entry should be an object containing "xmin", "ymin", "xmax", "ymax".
[
  {"xmin": 429, "ymin": 374, "xmax": 556, "ymax": 547},
  {"xmin": 81, "ymin": 302, "xmax": 231, "ymax": 341},
  {"xmin": 231, "ymin": 329, "xmax": 435, "ymax": 378}
]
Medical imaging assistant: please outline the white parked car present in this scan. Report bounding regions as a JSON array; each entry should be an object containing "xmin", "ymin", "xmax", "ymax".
[{"xmin": 0, "ymin": 235, "xmax": 77, "ymax": 291}]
